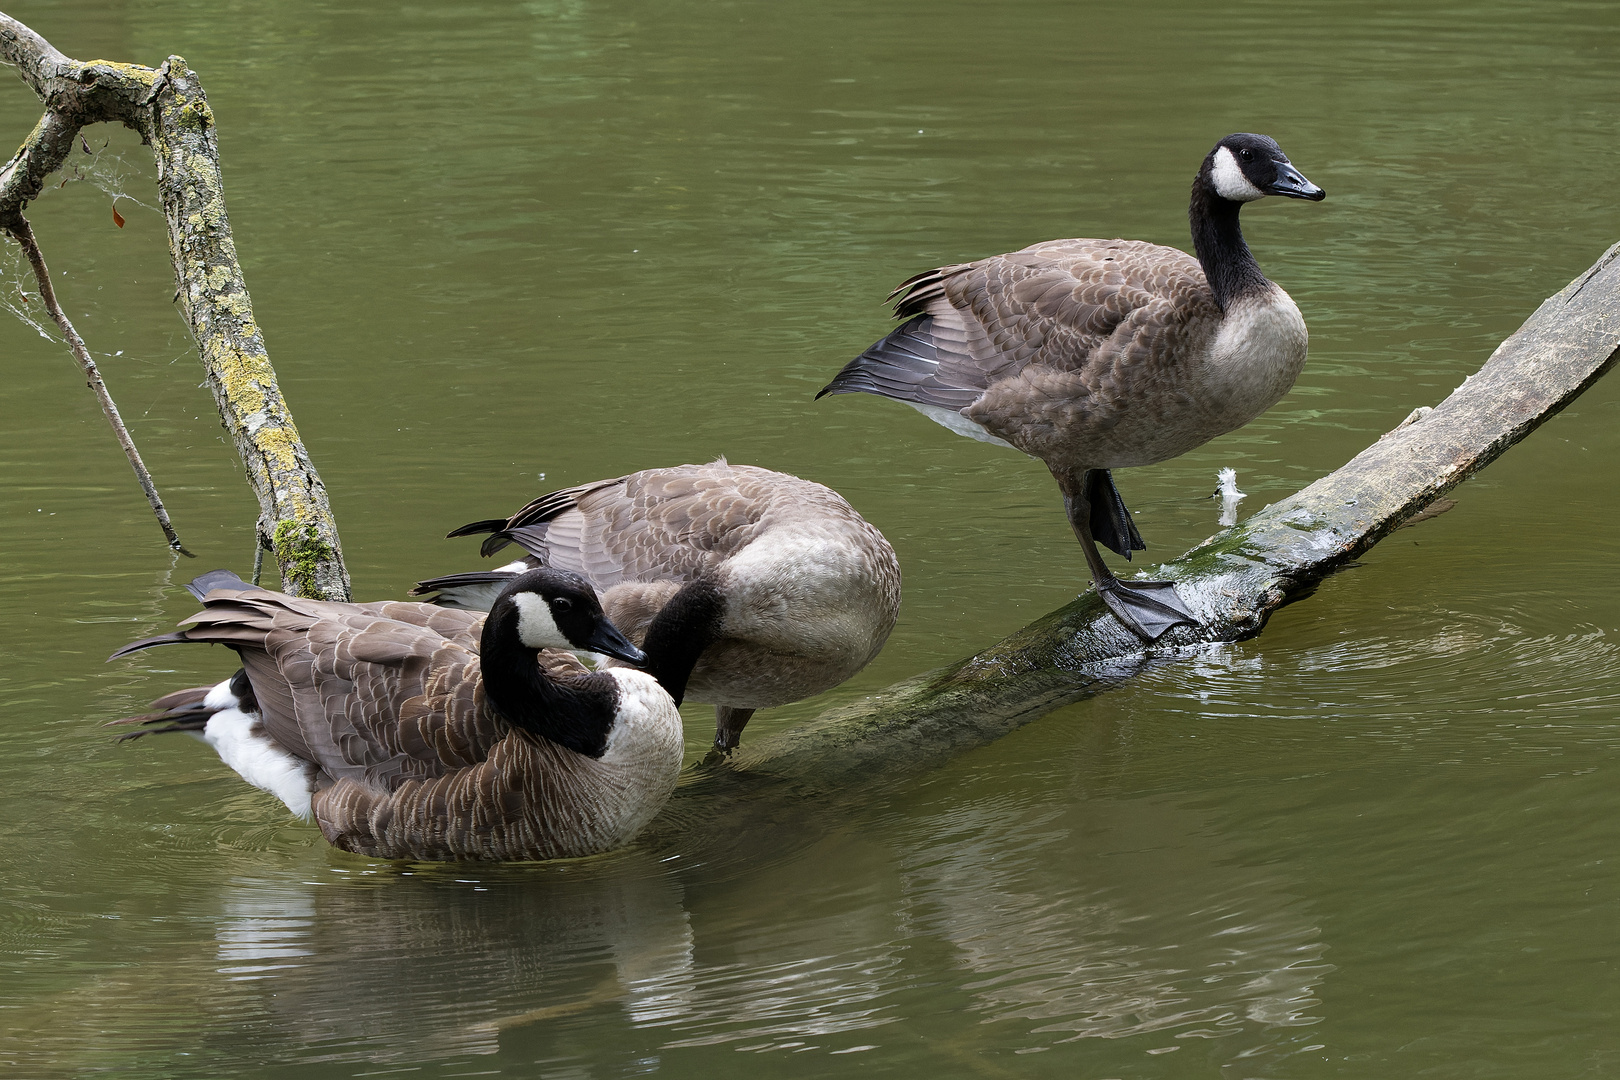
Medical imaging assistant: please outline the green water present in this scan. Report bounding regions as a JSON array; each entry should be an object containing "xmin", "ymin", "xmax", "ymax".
[{"xmin": 3, "ymin": 0, "xmax": 1618, "ymax": 1075}]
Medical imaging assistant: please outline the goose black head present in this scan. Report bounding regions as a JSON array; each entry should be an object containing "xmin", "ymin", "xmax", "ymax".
[
  {"xmin": 490, "ymin": 568, "xmax": 648, "ymax": 665},
  {"xmin": 1204, "ymin": 133, "xmax": 1325, "ymax": 204}
]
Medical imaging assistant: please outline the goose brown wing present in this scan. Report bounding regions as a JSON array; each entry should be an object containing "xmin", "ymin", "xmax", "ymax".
[
  {"xmin": 156, "ymin": 586, "xmax": 509, "ymax": 788},
  {"xmin": 263, "ymin": 610, "xmax": 502, "ymax": 788},
  {"xmin": 478, "ymin": 461, "xmax": 774, "ymax": 590},
  {"xmin": 351, "ymin": 599, "xmax": 486, "ymax": 650},
  {"xmin": 821, "ymin": 239, "xmax": 1217, "ymax": 414},
  {"xmin": 349, "ymin": 597, "xmax": 588, "ymax": 676}
]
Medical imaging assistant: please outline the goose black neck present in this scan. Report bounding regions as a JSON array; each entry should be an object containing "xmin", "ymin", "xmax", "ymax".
[
  {"xmin": 1189, "ymin": 178, "xmax": 1271, "ymax": 313},
  {"xmin": 639, "ymin": 579, "xmax": 726, "ymax": 706},
  {"xmin": 479, "ymin": 607, "xmax": 615, "ymax": 757}
]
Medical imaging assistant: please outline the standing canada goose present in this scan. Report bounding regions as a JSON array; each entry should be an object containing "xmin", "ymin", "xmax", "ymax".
[
  {"xmin": 109, "ymin": 567, "xmax": 702, "ymax": 862},
  {"xmin": 410, "ymin": 459, "xmax": 902, "ymax": 754},
  {"xmin": 818, "ymin": 133, "xmax": 1326, "ymax": 641}
]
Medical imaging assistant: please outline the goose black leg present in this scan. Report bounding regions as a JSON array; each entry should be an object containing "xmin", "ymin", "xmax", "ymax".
[
  {"xmin": 1084, "ymin": 468, "xmax": 1146, "ymax": 558},
  {"xmin": 712, "ymin": 705, "xmax": 755, "ymax": 755},
  {"xmin": 1059, "ymin": 469, "xmax": 1197, "ymax": 641}
]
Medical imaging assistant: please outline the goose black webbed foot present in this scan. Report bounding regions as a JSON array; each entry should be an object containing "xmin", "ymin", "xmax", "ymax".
[
  {"xmin": 1061, "ymin": 469, "xmax": 1198, "ymax": 640},
  {"xmin": 1092, "ymin": 576, "xmax": 1198, "ymax": 641}
]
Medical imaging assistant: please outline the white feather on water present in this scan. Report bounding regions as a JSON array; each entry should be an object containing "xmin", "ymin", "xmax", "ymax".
[{"xmin": 1216, "ymin": 467, "xmax": 1245, "ymax": 527}]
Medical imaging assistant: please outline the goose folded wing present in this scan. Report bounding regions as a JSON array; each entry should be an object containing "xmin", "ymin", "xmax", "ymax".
[
  {"xmin": 877, "ymin": 240, "xmax": 1218, "ymax": 415},
  {"xmin": 505, "ymin": 463, "xmax": 766, "ymax": 588},
  {"xmin": 462, "ymin": 480, "xmax": 612, "ymax": 558},
  {"xmin": 251, "ymin": 607, "xmax": 508, "ymax": 791},
  {"xmin": 352, "ymin": 599, "xmax": 486, "ymax": 651}
]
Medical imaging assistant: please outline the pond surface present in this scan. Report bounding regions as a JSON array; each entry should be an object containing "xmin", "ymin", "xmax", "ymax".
[{"xmin": 2, "ymin": 0, "xmax": 1618, "ymax": 1076}]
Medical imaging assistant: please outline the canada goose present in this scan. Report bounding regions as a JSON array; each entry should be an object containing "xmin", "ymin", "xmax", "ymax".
[
  {"xmin": 410, "ymin": 459, "xmax": 902, "ymax": 754},
  {"xmin": 818, "ymin": 133, "xmax": 1326, "ymax": 641},
  {"xmin": 109, "ymin": 567, "xmax": 701, "ymax": 862}
]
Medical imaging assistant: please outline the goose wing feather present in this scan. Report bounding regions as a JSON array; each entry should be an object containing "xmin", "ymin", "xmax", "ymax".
[
  {"xmin": 351, "ymin": 599, "xmax": 487, "ymax": 650},
  {"xmin": 824, "ymin": 239, "xmax": 1221, "ymax": 434},
  {"xmin": 158, "ymin": 584, "xmax": 512, "ymax": 789},
  {"xmin": 477, "ymin": 461, "xmax": 781, "ymax": 589}
]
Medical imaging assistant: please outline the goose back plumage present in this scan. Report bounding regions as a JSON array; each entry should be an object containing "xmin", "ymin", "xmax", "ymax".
[
  {"xmin": 426, "ymin": 459, "xmax": 902, "ymax": 713},
  {"xmin": 823, "ymin": 236, "xmax": 1302, "ymax": 472}
]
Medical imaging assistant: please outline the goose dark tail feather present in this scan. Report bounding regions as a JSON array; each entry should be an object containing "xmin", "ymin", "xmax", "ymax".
[
  {"xmin": 108, "ymin": 630, "xmax": 194, "ymax": 661},
  {"xmin": 446, "ymin": 518, "xmax": 508, "ymax": 540},
  {"xmin": 105, "ymin": 685, "xmax": 213, "ymax": 741},
  {"xmin": 107, "ymin": 670, "xmax": 255, "ymax": 741},
  {"xmin": 469, "ymin": 526, "xmax": 552, "ymax": 560},
  {"xmin": 110, "ymin": 570, "xmax": 252, "ymax": 661},
  {"xmin": 499, "ymin": 526, "xmax": 552, "ymax": 560},
  {"xmin": 409, "ymin": 570, "xmax": 522, "ymax": 597},
  {"xmin": 817, "ymin": 316, "xmax": 980, "ymax": 410},
  {"xmin": 479, "ymin": 531, "xmax": 516, "ymax": 559}
]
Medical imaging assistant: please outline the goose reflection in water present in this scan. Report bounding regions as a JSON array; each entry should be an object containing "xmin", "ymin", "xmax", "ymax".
[
  {"xmin": 188, "ymin": 778, "xmax": 1329, "ymax": 1068},
  {"xmin": 206, "ymin": 852, "xmax": 697, "ymax": 1063}
]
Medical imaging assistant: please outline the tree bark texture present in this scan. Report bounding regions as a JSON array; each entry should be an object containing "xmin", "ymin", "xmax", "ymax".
[
  {"xmin": 0, "ymin": 12, "xmax": 349, "ymax": 600},
  {"xmin": 640, "ymin": 242, "xmax": 1620, "ymax": 846}
]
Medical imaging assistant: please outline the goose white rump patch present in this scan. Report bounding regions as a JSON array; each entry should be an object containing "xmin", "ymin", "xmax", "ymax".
[
  {"xmin": 429, "ymin": 561, "xmax": 527, "ymax": 612},
  {"xmin": 199, "ymin": 678, "xmax": 313, "ymax": 819},
  {"xmin": 907, "ymin": 402, "xmax": 1016, "ymax": 449}
]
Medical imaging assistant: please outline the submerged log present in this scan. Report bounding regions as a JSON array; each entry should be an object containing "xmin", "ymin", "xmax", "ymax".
[
  {"xmin": 0, "ymin": 12, "xmax": 349, "ymax": 600},
  {"xmin": 642, "ymin": 242, "xmax": 1620, "ymax": 844}
]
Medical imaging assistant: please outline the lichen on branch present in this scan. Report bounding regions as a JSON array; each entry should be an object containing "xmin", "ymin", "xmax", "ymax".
[{"xmin": 0, "ymin": 12, "xmax": 349, "ymax": 599}]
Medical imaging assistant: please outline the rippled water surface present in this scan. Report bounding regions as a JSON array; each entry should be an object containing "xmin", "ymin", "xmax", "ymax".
[{"xmin": 3, "ymin": 1, "xmax": 1618, "ymax": 1076}]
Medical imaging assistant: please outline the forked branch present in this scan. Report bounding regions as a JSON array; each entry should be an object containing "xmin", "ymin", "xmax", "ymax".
[{"xmin": 0, "ymin": 10, "xmax": 348, "ymax": 599}]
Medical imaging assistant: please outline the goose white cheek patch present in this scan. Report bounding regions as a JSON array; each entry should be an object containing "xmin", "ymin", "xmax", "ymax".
[
  {"xmin": 512, "ymin": 592, "xmax": 568, "ymax": 650},
  {"xmin": 1211, "ymin": 146, "xmax": 1266, "ymax": 202}
]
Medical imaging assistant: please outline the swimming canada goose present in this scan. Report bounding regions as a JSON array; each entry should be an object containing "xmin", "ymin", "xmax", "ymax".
[
  {"xmin": 410, "ymin": 459, "xmax": 902, "ymax": 754},
  {"xmin": 818, "ymin": 133, "xmax": 1325, "ymax": 641},
  {"xmin": 109, "ymin": 567, "xmax": 699, "ymax": 862}
]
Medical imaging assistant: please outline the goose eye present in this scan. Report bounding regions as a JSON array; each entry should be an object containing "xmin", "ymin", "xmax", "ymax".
[
  {"xmin": 1237, "ymin": 147, "xmax": 1253, "ymax": 162},
  {"xmin": 551, "ymin": 597, "xmax": 574, "ymax": 614}
]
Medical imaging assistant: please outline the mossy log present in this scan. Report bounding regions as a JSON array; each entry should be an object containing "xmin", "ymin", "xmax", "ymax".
[
  {"xmin": 0, "ymin": 12, "xmax": 349, "ymax": 600},
  {"xmin": 641, "ymin": 243, "xmax": 1620, "ymax": 846}
]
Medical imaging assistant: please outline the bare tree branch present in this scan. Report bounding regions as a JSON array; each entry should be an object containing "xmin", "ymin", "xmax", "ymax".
[
  {"xmin": 0, "ymin": 10, "xmax": 349, "ymax": 599},
  {"xmin": 9, "ymin": 216, "xmax": 191, "ymax": 554}
]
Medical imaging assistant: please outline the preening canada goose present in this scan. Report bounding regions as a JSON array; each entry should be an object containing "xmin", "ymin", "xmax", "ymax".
[
  {"xmin": 109, "ymin": 567, "xmax": 694, "ymax": 862},
  {"xmin": 411, "ymin": 459, "xmax": 902, "ymax": 754},
  {"xmin": 819, "ymin": 133, "xmax": 1325, "ymax": 640}
]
